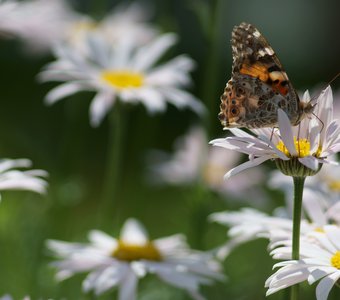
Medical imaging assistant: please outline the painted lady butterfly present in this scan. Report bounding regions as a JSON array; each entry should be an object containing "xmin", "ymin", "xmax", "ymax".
[{"xmin": 218, "ymin": 22, "xmax": 314, "ymax": 129}]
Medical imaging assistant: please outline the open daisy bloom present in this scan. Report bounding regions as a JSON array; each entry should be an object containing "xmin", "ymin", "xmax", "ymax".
[
  {"xmin": 0, "ymin": 158, "xmax": 47, "ymax": 197},
  {"xmin": 39, "ymin": 33, "xmax": 204, "ymax": 126},
  {"xmin": 266, "ymin": 225, "xmax": 340, "ymax": 300},
  {"xmin": 0, "ymin": 0, "xmax": 157, "ymax": 54},
  {"xmin": 210, "ymin": 86, "xmax": 339, "ymax": 178},
  {"xmin": 46, "ymin": 218, "xmax": 223, "ymax": 299},
  {"xmin": 209, "ymin": 206, "xmax": 322, "ymax": 259},
  {"xmin": 148, "ymin": 126, "xmax": 265, "ymax": 202}
]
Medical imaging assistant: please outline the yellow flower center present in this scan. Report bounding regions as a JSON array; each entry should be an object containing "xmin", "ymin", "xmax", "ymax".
[
  {"xmin": 203, "ymin": 163, "xmax": 225, "ymax": 186},
  {"xmin": 112, "ymin": 240, "xmax": 162, "ymax": 262},
  {"xmin": 276, "ymin": 137, "xmax": 311, "ymax": 158},
  {"xmin": 101, "ymin": 71, "xmax": 144, "ymax": 89},
  {"xmin": 327, "ymin": 180, "xmax": 340, "ymax": 192},
  {"xmin": 331, "ymin": 251, "xmax": 340, "ymax": 269},
  {"xmin": 314, "ymin": 227, "xmax": 325, "ymax": 233},
  {"xmin": 73, "ymin": 20, "xmax": 98, "ymax": 32}
]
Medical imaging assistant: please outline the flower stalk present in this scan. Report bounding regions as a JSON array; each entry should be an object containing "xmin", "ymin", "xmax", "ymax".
[
  {"xmin": 102, "ymin": 101, "xmax": 126, "ymax": 212},
  {"xmin": 291, "ymin": 176, "xmax": 306, "ymax": 300}
]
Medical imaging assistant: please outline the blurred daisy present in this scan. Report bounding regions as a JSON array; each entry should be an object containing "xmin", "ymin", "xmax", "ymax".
[
  {"xmin": 0, "ymin": 158, "xmax": 47, "ymax": 197},
  {"xmin": 0, "ymin": 0, "xmax": 157, "ymax": 54},
  {"xmin": 210, "ymin": 208, "xmax": 306, "ymax": 258},
  {"xmin": 63, "ymin": 2, "xmax": 158, "ymax": 56},
  {"xmin": 148, "ymin": 126, "xmax": 265, "ymax": 202},
  {"xmin": 0, "ymin": 0, "xmax": 75, "ymax": 53},
  {"xmin": 266, "ymin": 225, "xmax": 340, "ymax": 300},
  {"xmin": 96, "ymin": 2, "xmax": 157, "ymax": 46},
  {"xmin": 210, "ymin": 87, "xmax": 340, "ymax": 178},
  {"xmin": 209, "ymin": 197, "xmax": 340, "ymax": 259},
  {"xmin": 0, "ymin": 296, "xmax": 31, "ymax": 300},
  {"xmin": 47, "ymin": 218, "xmax": 223, "ymax": 299},
  {"xmin": 0, "ymin": 296, "xmax": 49, "ymax": 300},
  {"xmin": 269, "ymin": 166, "xmax": 340, "ymax": 223},
  {"xmin": 39, "ymin": 33, "xmax": 204, "ymax": 126}
]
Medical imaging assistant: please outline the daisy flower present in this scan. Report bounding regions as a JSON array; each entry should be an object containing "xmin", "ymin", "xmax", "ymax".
[
  {"xmin": 210, "ymin": 86, "xmax": 340, "ymax": 178},
  {"xmin": 210, "ymin": 208, "xmax": 311, "ymax": 258},
  {"xmin": 0, "ymin": 0, "xmax": 157, "ymax": 54},
  {"xmin": 0, "ymin": 0, "xmax": 75, "ymax": 53},
  {"xmin": 0, "ymin": 158, "xmax": 47, "ymax": 197},
  {"xmin": 0, "ymin": 296, "xmax": 31, "ymax": 300},
  {"xmin": 46, "ymin": 218, "xmax": 224, "ymax": 299},
  {"xmin": 39, "ymin": 33, "xmax": 204, "ymax": 126},
  {"xmin": 266, "ymin": 225, "xmax": 340, "ymax": 300},
  {"xmin": 209, "ymin": 195, "xmax": 340, "ymax": 259},
  {"xmin": 269, "ymin": 165, "xmax": 340, "ymax": 231},
  {"xmin": 148, "ymin": 126, "xmax": 265, "ymax": 202}
]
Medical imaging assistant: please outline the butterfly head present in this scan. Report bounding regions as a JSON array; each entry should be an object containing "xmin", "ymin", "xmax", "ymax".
[{"xmin": 295, "ymin": 100, "xmax": 316, "ymax": 126}]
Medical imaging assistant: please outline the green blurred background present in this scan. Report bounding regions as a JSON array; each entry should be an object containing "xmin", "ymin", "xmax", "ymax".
[{"xmin": 0, "ymin": 0, "xmax": 339, "ymax": 299}]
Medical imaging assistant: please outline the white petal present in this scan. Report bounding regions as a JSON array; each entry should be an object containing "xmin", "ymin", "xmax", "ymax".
[
  {"xmin": 298, "ymin": 156, "xmax": 319, "ymax": 171},
  {"xmin": 159, "ymin": 87, "xmax": 206, "ymax": 116},
  {"xmin": 94, "ymin": 264, "xmax": 127, "ymax": 295},
  {"xmin": 302, "ymin": 90, "xmax": 311, "ymax": 103},
  {"xmin": 89, "ymin": 91, "xmax": 115, "ymax": 127},
  {"xmin": 133, "ymin": 33, "xmax": 177, "ymax": 71},
  {"xmin": 316, "ymin": 271, "xmax": 340, "ymax": 300},
  {"xmin": 308, "ymin": 267, "xmax": 337, "ymax": 284},
  {"xmin": 88, "ymin": 230, "xmax": 117, "ymax": 251},
  {"xmin": 45, "ymin": 82, "xmax": 88, "ymax": 105},
  {"xmin": 224, "ymin": 155, "xmax": 272, "ymax": 179},
  {"xmin": 317, "ymin": 86, "xmax": 333, "ymax": 145},
  {"xmin": 135, "ymin": 88, "xmax": 166, "ymax": 113},
  {"xmin": 324, "ymin": 225, "xmax": 340, "ymax": 250},
  {"xmin": 278, "ymin": 109, "xmax": 298, "ymax": 156},
  {"xmin": 0, "ymin": 159, "xmax": 31, "ymax": 172},
  {"xmin": 120, "ymin": 219, "xmax": 148, "ymax": 245},
  {"xmin": 118, "ymin": 270, "xmax": 138, "ymax": 300}
]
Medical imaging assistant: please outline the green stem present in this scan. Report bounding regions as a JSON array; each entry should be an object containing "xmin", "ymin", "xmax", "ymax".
[
  {"xmin": 290, "ymin": 176, "xmax": 305, "ymax": 300},
  {"xmin": 102, "ymin": 102, "xmax": 126, "ymax": 214},
  {"xmin": 200, "ymin": 0, "xmax": 225, "ymax": 134}
]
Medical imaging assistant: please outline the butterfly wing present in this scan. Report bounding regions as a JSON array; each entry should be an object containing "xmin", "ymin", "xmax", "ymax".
[{"xmin": 219, "ymin": 22, "xmax": 301, "ymax": 128}]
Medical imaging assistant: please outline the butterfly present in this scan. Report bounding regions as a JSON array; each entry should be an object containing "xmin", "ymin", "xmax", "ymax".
[{"xmin": 218, "ymin": 22, "xmax": 314, "ymax": 129}]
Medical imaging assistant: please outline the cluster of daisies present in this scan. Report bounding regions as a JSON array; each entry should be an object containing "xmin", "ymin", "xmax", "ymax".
[
  {"xmin": 0, "ymin": 0, "xmax": 339, "ymax": 300},
  {"xmin": 0, "ymin": 0, "xmax": 218, "ymax": 299}
]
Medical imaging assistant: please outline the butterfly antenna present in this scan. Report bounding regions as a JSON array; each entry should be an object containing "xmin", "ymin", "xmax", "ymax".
[{"xmin": 309, "ymin": 72, "xmax": 340, "ymax": 104}]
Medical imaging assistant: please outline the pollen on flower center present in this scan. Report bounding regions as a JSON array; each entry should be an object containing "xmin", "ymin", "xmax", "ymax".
[
  {"xmin": 73, "ymin": 20, "xmax": 98, "ymax": 32},
  {"xmin": 331, "ymin": 251, "xmax": 340, "ymax": 269},
  {"xmin": 276, "ymin": 137, "xmax": 311, "ymax": 158},
  {"xmin": 327, "ymin": 180, "xmax": 340, "ymax": 192},
  {"xmin": 101, "ymin": 70, "xmax": 144, "ymax": 89},
  {"xmin": 112, "ymin": 240, "xmax": 162, "ymax": 262}
]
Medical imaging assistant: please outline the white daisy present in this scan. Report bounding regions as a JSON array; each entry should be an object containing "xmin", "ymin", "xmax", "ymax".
[
  {"xmin": 0, "ymin": 0, "xmax": 157, "ymax": 54},
  {"xmin": 210, "ymin": 86, "xmax": 340, "ymax": 178},
  {"xmin": 0, "ymin": 158, "xmax": 48, "ymax": 197},
  {"xmin": 148, "ymin": 126, "xmax": 265, "ymax": 201},
  {"xmin": 269, "ymin": 170, "xmax": 337, "ymax": 225},
  {"xmin": 39, "ymin": 33, "xmax": 204, "ymax": 126},
  {"xmin": 0, "ymin": 0, "xmax": 75, "ymax": 53},
  {"xmin": 266, "ymin": 225, "xmax": 340, "ymax": 300},
  {"xmin": 62, "ymin": 2, "xmax": 158, "ymax": 56},
  {"xmin": 210, "ymin": 208, "xmax": 305, "ymax": 258},
  {"xmin": 0, "ymin": 296, "xmax": 31, "ymax": 300},
  {"xmin": 46, "ymin": 218, "xmax": 224, "ymax": 300}
]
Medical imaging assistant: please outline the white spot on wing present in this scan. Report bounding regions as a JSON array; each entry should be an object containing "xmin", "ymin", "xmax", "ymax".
[
  {"xmin": 265, "ymin": 47, "xmax": 274, "ymax": 55},
  {"xmin": 253, "ymin": 30, "xmax": 261, "ymax": 38}
]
